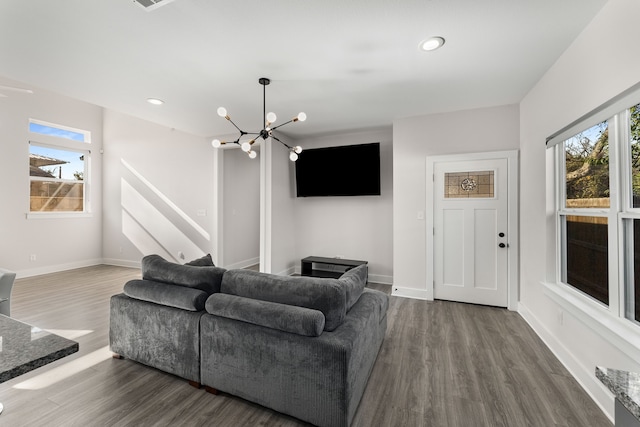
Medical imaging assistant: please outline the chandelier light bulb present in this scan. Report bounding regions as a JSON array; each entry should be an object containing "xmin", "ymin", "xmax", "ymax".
[
  {"xmin": 420, "ymin": 36, "xmax": 445, "ymax": 52},
  {"xmin": 214, "ymin": 79, "xmax": 306, "ymax": 162}
]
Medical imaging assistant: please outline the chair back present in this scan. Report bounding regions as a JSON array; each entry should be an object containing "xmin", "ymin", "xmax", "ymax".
[{"xmin": 0, "ymin": 268, "xmax": 16, "ymax": 317}]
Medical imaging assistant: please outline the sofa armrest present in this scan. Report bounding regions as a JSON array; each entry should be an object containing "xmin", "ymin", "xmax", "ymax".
[
  {"xmin": 205, "ymin": 293, "xmax": 325, "ymax": 337},
  {"xmin": 124, "ymin": 279, "xmax": 208, "ymax": 311}
]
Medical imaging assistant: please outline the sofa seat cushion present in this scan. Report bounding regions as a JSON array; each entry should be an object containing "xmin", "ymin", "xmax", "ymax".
[
  {"xmin": 141, "ymin": 254, "xmax": 226, "ymax": 294},
  {"xmin": 206, "ymin": 293, "xmax": 325, "ymax": 337},
  {"xmin": 221, "ymin": 270, "xmax": 347, "ymax": 331},
  {"xmin": 124, "ymin": 279, "xmax": 208, "ymax": 311}
]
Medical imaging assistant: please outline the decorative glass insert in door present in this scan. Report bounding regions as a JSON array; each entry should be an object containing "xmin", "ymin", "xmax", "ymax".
[{"xmin": 444, "ymin": 170, "xmax": 494, "ymax": 198}]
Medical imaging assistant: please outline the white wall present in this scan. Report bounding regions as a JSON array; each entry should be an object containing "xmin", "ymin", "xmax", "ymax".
[
  {"xmin": 102, "ymin": 109, "xmax": 215, "ymax": 266},
  {"xmin": 293, "ymin": 128, "xmax": 394, "ymax": 283},
  {"xmin": 392, "ymin": 104, "xmax": 520, "ymax": 296},
  {"xmin": 222, "ymin": 146, "xmax": 260, "ymax": 269},
  {"xmin": 0, "ymin": 77, "xmax": 104, "ymax": 277},
  {"xmin": 265, "ymin": 138, "xmax": 298, "ymax": 275},
  {"xmin": 519, "ymin": 0, "xmax": 640, "ymax": 420}
]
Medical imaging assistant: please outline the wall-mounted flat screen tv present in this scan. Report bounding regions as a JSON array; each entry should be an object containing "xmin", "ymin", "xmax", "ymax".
[{"xmin": 295, "ymin": 142, "xmax": 381, "ymax": 197}]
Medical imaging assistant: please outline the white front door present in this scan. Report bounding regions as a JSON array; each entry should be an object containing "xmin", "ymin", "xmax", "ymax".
[{"xmin": 433, "ymin": 157, "xmax": 509, "ymax": 307}]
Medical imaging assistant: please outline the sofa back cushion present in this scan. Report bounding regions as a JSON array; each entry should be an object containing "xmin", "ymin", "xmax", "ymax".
[
  {"xmin": 142, "ymin": 254, "xmax": 226, "ymax": 295},
  {"xmin": 221, "ymin": 270, "xmax": 347, "ymax": 331}
]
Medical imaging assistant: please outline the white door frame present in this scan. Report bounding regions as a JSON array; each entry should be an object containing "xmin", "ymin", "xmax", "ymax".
[{"xmin": 426, "ymin": 150, "xmax": 519, "ymax": 311}]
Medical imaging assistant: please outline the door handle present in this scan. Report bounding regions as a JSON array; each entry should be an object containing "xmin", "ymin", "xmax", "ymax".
[{"xmin": 499, "ymin": 243, "xmax": 506, "ymax": 248}]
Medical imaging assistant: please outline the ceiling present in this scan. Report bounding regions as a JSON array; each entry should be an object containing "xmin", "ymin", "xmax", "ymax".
[{"xmin": 0, "ymin": 0, "xmax": 608, "ymax": 139}]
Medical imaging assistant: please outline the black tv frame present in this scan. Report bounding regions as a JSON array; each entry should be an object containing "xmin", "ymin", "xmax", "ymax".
[{"xmin": 295, "ymin": 142, "xmax": 381, "ymax": 197}]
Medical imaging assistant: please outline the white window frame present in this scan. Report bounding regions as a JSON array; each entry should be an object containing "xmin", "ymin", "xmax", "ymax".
[
  {"xmin": 545, "ymin": 94, "xmax": 640, "ymax": 361},
  {"xmin": 29, "ymin": 118, "xmax": 91, "ymax": 143},
  {"xmin": 557, "ymin": 118, "xmax": 616, "ymax": 310},
  {"xmin": 27, "ymin": 120, "xmax": 92, "ymax": 218}
]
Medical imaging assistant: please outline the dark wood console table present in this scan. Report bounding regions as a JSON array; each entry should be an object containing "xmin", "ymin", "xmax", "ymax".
[{"xmin": 301, "ymin": 256, "xmax": 368, "ymax": 280}]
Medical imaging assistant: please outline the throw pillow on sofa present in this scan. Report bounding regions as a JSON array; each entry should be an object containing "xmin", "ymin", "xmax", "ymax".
[
  {"xmin": 142, "ymin": 254, "xmax": 225, "ymax": 294},
  {"xmin": 184, "ymin": 253, "xmax": 215, "ymax": 266},
  {"xmin": 338, "ymin": 264, "xmax": 368, "ymax": 311}
]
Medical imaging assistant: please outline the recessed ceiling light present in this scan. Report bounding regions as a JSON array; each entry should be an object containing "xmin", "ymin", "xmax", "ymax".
[
  {"xmin": 147, "ymin": 98, "xmax": 164, "ymax": 105},
  {"xmin": 420, "ymin": 36, "xmax": 445, "ymax": 52}
]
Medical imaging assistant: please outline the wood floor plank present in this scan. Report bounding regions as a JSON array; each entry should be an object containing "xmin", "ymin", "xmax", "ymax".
[{"xmin": 0, "ymin": 265, "xmax": 612, "ymax": 426}]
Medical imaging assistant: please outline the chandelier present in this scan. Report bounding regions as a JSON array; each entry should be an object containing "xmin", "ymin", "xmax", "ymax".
[{"xmin": 211, "ymin": 78, "xmax": 305, "ymax": 161}]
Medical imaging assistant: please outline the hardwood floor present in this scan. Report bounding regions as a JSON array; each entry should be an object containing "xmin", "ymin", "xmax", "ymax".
[{"xmin": 0, "ymin": 266, "xmax": 611, "ymax": 426}]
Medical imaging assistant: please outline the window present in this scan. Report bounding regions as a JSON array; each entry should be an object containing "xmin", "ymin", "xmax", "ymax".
[
  {"xmin": 626, "ymin": 219, "xmax": 640, "ymax": 322},
  {"xmin": 564, "ymin": 121, "xmax": 609, "ymax": 208},
  {"xmin": 444, "ymin": 171, "xmax": 495, "ymax": 198},
  {"xmin": 624, "ymin": 104, "xmax": 640, "ymax": 323},
  {"xmin": 560, "ymin": 121, "xmax": 610, "ymax": 306},
  {"xmin": 28, "ymin": 119, "xmax": 91, "ymax": 214},
  {"xmin": 29, "ymin": 119, "xmax": 91, "ymax": 143},
  {"xmin": 555, "ymin": 103, "xmax": 640, "ymax": 326}
]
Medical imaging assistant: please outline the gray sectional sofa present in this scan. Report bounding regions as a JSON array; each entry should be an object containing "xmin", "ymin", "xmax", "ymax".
[{"xmin": 109, "ymin": 254, "xmax": 389, "ymax": 427}]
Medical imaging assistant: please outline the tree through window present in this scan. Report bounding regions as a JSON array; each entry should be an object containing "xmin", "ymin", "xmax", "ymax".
[{"xmin": 565, "ymin": 121, "xmax": 609, "ymax": 208}]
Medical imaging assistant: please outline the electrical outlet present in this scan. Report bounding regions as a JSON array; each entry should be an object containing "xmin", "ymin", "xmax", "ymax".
[{"xmin": 29, "ymin": 254, "xmax": 36, "ymax": 262}]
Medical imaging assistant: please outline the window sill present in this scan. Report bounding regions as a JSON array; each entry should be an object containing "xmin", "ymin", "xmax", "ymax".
[
  {"xmin": 26, "ymin": 212, "xmax": 93, "ymax": 219},
  {"xmin": 542, "ymin": 281, "xmax": 640, "ymax": 363}
]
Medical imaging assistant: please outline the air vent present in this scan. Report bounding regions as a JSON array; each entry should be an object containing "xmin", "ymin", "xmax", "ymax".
[{"xmin": 133, "ymin": 0, "xmax": 177, "ymax": 11}]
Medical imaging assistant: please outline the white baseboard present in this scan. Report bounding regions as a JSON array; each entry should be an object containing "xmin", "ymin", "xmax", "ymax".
[
  {"xmin": 277, "ymin": 266, "xmax": 296, "ymax": 276},
  {"xmin": 368, "ymin": 273, "xmax": 393, "ymax": 285},
  {"xmin": 222, "ymin": 257, "xmax": 260, "ymax": 270},
  {"xmin": 517, "ymin": 302, "xmax": 614, "ymax": 424},
  {"xmin": 391, "ymin": 286, "xmax": 432, "ymax": 300},
  {"xmin": 16, "ymin": 258, "xmax": 104, "ymax": 279},
  {"xmin": 102, "ymin": 258, "xmax": 141, "ymax": 269}
]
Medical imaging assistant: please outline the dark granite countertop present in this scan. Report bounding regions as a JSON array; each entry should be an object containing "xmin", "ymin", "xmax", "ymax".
[
  {"xmin": 0, "ymin": 315, "xmax": 78, "ymax": 383},
  {"xmin": 596, "ymin": 366, "xmax": 640, "ymax": 421}
]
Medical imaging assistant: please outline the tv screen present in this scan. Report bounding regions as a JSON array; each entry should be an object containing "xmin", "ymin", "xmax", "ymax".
[{"xmin": 295, "ymin": 142, "xmax": 381, "ymax": 197}]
